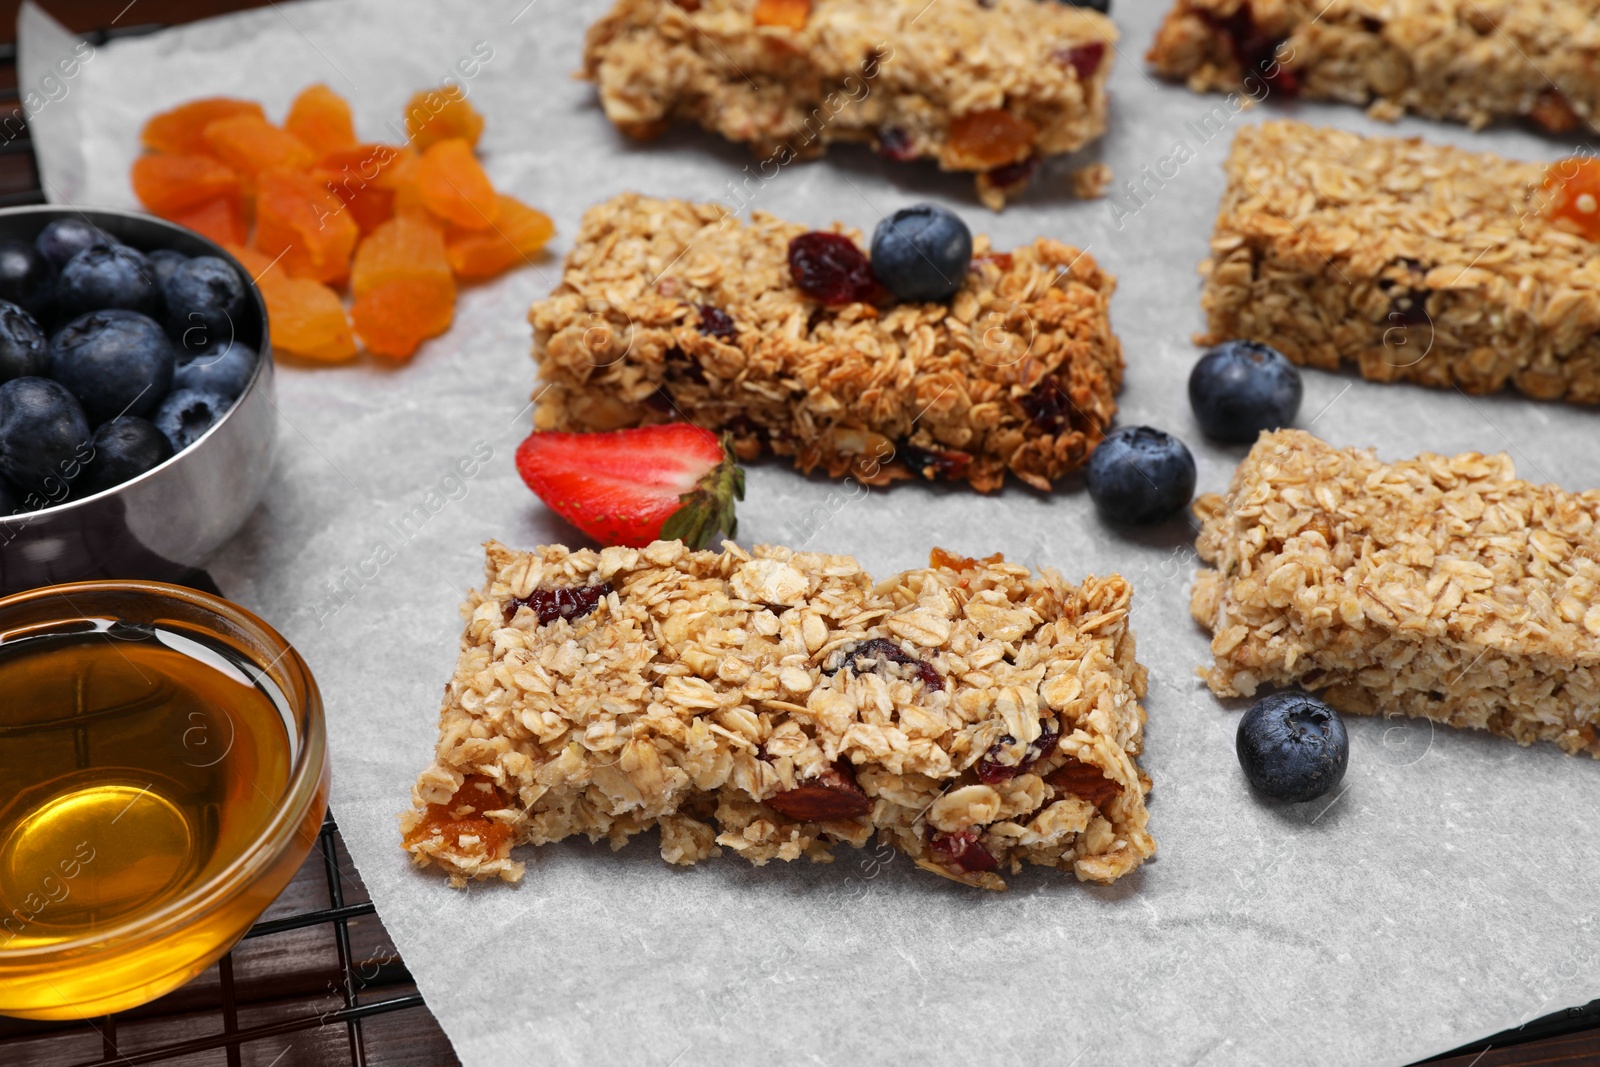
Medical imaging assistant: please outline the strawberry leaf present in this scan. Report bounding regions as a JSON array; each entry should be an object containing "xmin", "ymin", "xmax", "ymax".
[{"xmin": 660, "ymin": 433, "xmax": 744, "ymax": 549}]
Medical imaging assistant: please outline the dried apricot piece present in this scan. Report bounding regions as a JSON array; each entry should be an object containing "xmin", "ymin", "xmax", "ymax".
[
  {"xmin": 350, "ymin": 277, "xmax": 455, "ymax": 360},
  {"xmin": 142, "ymin": 98, "xmax": 265, "ymax": 156},
  {"xmin": 168, "ymin": 195, "xmax": 247, "ymax": 247},
  {"xmin": 313, "ymin": 144, "xmax": 410, "ymax": 233},
  {"xmin": 445, "ymin": 195, "xmax": 554, "ymax": 279},
  {"xmin": 948, "ymin": 110, "xmax": 1038, "ymax": 168},
  {"xmin": 285, "ymin": 84, "xmax": 358, "ymax": 156},
  {"xmin": 1544, "ymin": 158, "xmax": 1600, "ymax": 241},
  {"xmin": 254, "ymin": 169, "xmax": 360, "ymax": 284},
  {"xmin": 383, "ymin": 150, "xmax": 431, "ymax": 221},
  {"xmin": 259, "ymin": 273, "xmax": 358, "ymax": 362},
  {"xmin": 131, "ymin": 154, "xmax": 241, "ymax": 216},
  {"xmin": 415, "ymin": 138, "xmax": 499, "ymax": 230},
  {"xmin": 403, "ymin": 88, "xmax": 484, "ymax": 150},
  {"xmin": 350, "ymin": 215, "xmax": 452, "ymax": 296},
  {"xmin": 203, "ymin": 114, "xmax": 316, "ymax": 180},
  {"xmin": 225, "ymin": 242, "xmax": 354, "ymax": 360},
  {"xmin": 754, "ymin": 0, "xmax": 810, "ymax": 28}
]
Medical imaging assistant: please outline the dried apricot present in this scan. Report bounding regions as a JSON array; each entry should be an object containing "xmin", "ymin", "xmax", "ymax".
[
  {"xmin": 350, "ymin": 215, "xmax": 452, "ymax": 296},
  {"xmin": 254, "ymin": 169, "xmax": 360, "ymax": 284},
  {"xmin": 313, "ymin": 144, "xmax": 410, "ymax": 233},
  {"xmin": 167, "ymin": 195, "xmax": 247, "ymax": 247},
  {"xmin": 142, "ymin": 98, "xmax": 265, "ymax": 156},
  {"xmin": 415, "ymin": 139, "xmax": 499, "ymax": 230},
  {"xmin": 203, "ymin": 114, "xmax": 316, "ymax": 179},
  {"xmin": 351, "ymin": 277, "xmax": 455, "ymax": 359},
  {"xmin": 259, "ymin": 273, "xmax": 358, "ymax": 362},
  {"xmin": 285, "ymin": 84, "xmax": 358, "ymax": 156},
  {"xmin": 445, "ymin": 195, "xmax": 554, "ymax": 279},
  {"xmin": 948, "ymin": 110, "xmax": 1038, "ymax": 168},
  {"xmin": 131, "ymin": 154, "xmax": 241, "ymax": 216},
  {"xmin": 404, "ymin": 88, "xmax": 484, "ymax": 150},
  {"xmin": 754, "ymin": 0, "xmax": 810, "ymax": 28},
  {"xmin": 1544, "ymin": 158, "xmax": 1600, "ymax": 241},
  {"xmin": 383, "ymin": 150, "xmax": 431, "ymax": 221},
  {"xmin": 223, "ymin": 243, "xmax": 275, "ymax": 279}
]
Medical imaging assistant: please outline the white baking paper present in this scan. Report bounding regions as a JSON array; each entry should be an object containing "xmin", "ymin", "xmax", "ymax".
[{"xmin": 19, "ymin": 1, "xmax": 1599, "ymax": 1063}]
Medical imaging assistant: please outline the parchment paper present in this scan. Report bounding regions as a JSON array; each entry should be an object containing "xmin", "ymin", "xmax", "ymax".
[{"xmin": 20, "ymin": 1, "xmax": 1599, "ymax": 1062}]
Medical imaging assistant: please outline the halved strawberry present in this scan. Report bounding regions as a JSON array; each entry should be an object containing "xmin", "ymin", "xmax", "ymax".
[{"xmin": 515, "ymin": 424, "xmax": 743, "ymax": 549}]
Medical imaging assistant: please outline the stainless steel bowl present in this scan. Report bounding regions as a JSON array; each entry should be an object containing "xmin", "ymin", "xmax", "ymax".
[{"xmin": 0, "ymin": 206, "xmax": 275, "ymax": 594}]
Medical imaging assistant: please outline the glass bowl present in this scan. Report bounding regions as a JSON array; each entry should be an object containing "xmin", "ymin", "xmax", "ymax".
[{"xmin": 0, "ymin": 580, "xmax": 327, "ymax": 1020}]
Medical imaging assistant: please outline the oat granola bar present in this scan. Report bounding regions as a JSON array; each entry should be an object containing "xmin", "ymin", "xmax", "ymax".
[
  {"xmin": 1191, "ymin": 430, "xmax": 1600, "ymax": 758},
  {"xmin": 529, "ymin": 193, "xmax": 1123, "ymax": 492},
  {"xmin": 401, "ymin": 539, "xmax": 1155, "ymax": 890},
  {"xmin": 1200, "ymin": 121, "xmax": 1600, "ymax": 404},
  {"xmin": 583, "ymin": 0, "xmax": 1116, "ymax": 209},
  {"xmin": 1147, "ymin": 0, "xmax": 1600, "ymax": 133}
]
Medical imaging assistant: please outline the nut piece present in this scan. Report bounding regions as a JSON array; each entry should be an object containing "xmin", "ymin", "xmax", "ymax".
[
  {"xmin": 1046, "ymin": 756, "xmax": 1122, "ymax": 810},
  {"xmin": 765, "ymin": 760, "xmax": 871, "ymax": 821}
]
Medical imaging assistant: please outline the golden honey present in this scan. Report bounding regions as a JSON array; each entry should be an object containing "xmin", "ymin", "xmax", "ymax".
[{"xmin": 0, "ymin": 617, "xmax": 309, "ymax": 1019}]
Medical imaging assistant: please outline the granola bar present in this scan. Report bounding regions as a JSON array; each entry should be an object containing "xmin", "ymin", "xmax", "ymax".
[
  {"xmin": 401, "ymin": 540, "xmax": 1156, "ymax": 890},
  {"xmin": 1191, "ymin": 430, "xmax": 1600, "ymax": 758},
  {"xmin": 1200, "ymin": 120, "xmax": 1600, "ymax": 404},
  {"xmin": 529, "ymin": 193, "xmax": 1123, "ymax": 492},
  {"xmin": 1147, "ymin": 0, "xmax": 1600, "ymax": 133},
  {"xmin": 582, "ymin": 0, "xmax": 1116, "ymax": 209}
]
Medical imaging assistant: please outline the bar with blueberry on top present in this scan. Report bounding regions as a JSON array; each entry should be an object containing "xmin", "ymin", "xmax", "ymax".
[
  {"xmin": 401, "ymin": 540, "xmax": 1156, "ymax": 890},
  {"xmin": 529, "ymin": 192, "xmax": 1123, "ymax": 492},
  {"xmin": 583, "ymin": 0, "xmax": 1116, "ymax": 209},
  {"xmin": 1201, "ymin": 120, "xmax": 1600, "ymax": 403},
  {"xmin": 1192, "ymin": 430, "xmax": 1600, "ymax": 758},
  {"xmin": 1148, "ymin": 0, "xmax": 1599, "ymax": 133}
]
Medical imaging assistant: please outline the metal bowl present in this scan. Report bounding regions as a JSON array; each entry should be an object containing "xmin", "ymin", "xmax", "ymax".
[{"xmin": 0, "ymin": 206, "xmax": 275, "ymax": 595}]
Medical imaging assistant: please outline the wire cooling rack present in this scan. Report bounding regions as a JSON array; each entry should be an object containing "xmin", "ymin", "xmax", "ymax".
[{"xmin": 0, "ymin": 9, "xmax": 1596, "ymax": 1067}]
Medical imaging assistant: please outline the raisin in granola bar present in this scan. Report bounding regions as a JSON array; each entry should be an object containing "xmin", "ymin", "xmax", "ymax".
[
  {"xmin": 529, "ymin": 193, "xmax": 1122, "ymax": 492},
  {"xmin": 1148, "ymin": 0, "xmax": 1599, "ymax": 133},
  {"xmin": 402, "ymin": 540, "xmax": 1156, "ymax": 890},
  {"xmin": 1191, "ymin": 430, "xmax": 1600, "ymax": 758},
  {"xmin": 1200, "ymin": 120, "xmax": 1600, "ymax": 404},
  {"xmin": 583, "ymin": 0, "xmax": 1115, "ymax": 209}
]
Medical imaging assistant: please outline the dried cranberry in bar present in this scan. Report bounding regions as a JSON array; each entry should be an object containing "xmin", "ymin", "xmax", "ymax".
[
  {"xmin": 787, "ymin": 232, "xmax": 883, "ymax": 306},
  {"xmin": 505, "ymin": 583, "xmax": 613, "ymax": 624}
]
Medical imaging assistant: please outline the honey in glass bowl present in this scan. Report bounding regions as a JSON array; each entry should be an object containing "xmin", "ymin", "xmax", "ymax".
[{"xmin": 0, "ymin": 582, "xmax": 327, "ymax": 1020}]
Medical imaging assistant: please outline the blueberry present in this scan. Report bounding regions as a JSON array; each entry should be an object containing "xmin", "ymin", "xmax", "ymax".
[
  {"xmin": 0, "ymin": 377, "xmax": 91, "ymax": 495},
  {"xmin": 870, "ymin": 204, "xmax": 973, "ymax": 302},
  {"xmin": 1236, "ymin": 691, "xmax": 1349, "ymax": 803},
  {"xmin": 152, "ymin": 388, "xmax": 229, "ymax": 452},
  {"xmin": 148, "ymin": 249, "xmax": 190, "ymax": 288},
  {"xmin": 1188, "ymin": 340, "xmax": 1304, "ymax": 444},
  {"xmin": 76, "ymin": 415, "xmax": 174, "ymax": 496},
  {"xmin": 0, "ymin": 301, "xmax": 46, "ymax": 385},
  {"xmin": 1086, "ymin": 425, "xmax": 1196, "ymax": 525},
  {"xmin": 162, "ymin": 255, "xmax": 246, "ymax": 353},
  {"xmin": 54, "ymin": 244, "xmax": 162, "ymax": 321},
  {"xmin": 35, "ymin": 218, "xmax": 110, "ymax": 271},
  {"xmin": 0, "ymin": 238, "xmax": 54, "ymax": 318},
  {"xmin": 48, "ymin": 309, "xmax": 176, "ymax": 423},
  {"xmin": 174, "ymin": 341, "xmax": 256, "ymax": 402}
]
